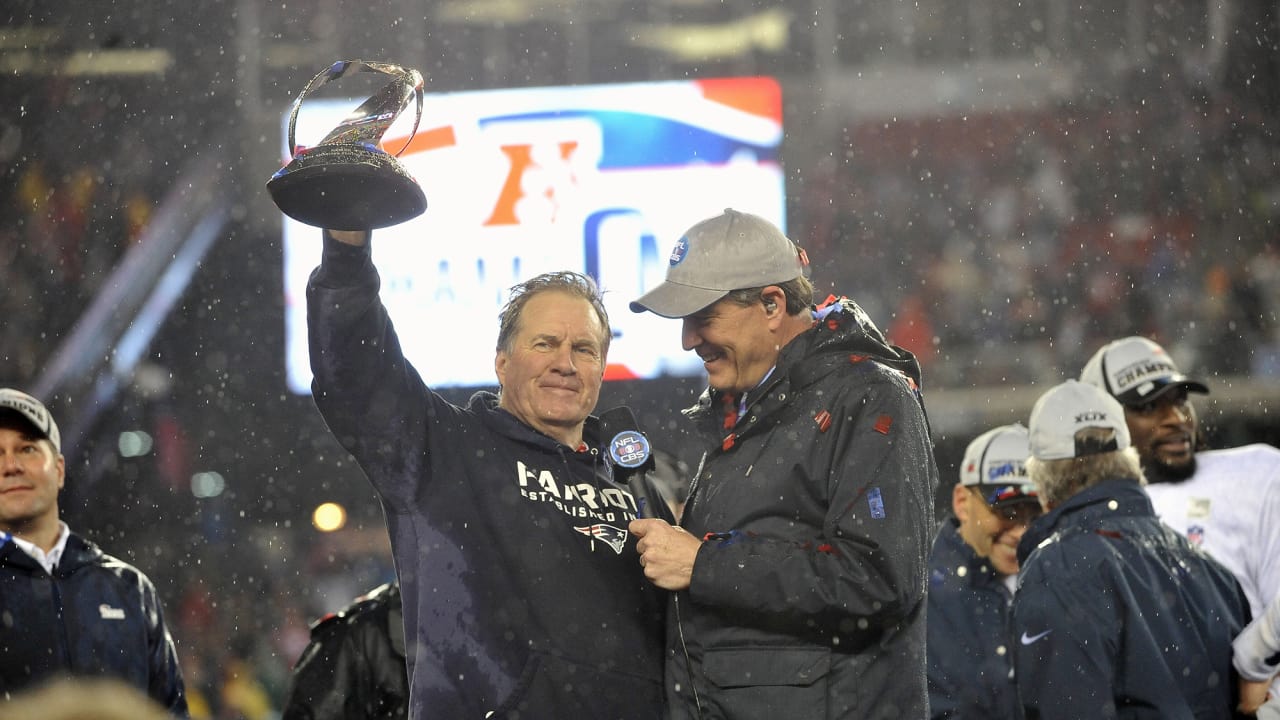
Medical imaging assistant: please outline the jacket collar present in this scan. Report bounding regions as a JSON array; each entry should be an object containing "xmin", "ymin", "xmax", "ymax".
[
  {"xmin": 1016, "ymin": 478, "xmax": 1152, "ymax": 564},
  {"xmin": 685, "ymin": 296, "xmax": 923, "ymax": 430},
  {"xmin": 1, "ymin": 530, "xmax": 102, "ymax": 575},
  {"xmin": 469, "ymin": 390, "xmax": 602, "ymax": 458}
]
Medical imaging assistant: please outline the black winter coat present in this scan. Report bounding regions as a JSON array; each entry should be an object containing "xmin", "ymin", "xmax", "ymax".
[
  {"xmin": 0, "ymin": 532, "xmax": 187, "ymax": 715},
  {"xmin": 283, "ymin": 582, "xmax": 408, "ymax": 720},
  {"xmin": 669, "ymin": 297, "xmax": 939, "ymax": 720}
]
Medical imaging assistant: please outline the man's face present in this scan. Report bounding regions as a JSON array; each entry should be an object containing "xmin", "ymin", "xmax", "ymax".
[
  {"xmin": 680, "ymin": 296, "xmax": 779, "ymax": 394},
  {"xmin": 0, "ymin": 427, "xmax": 64, "ymax": 535},
  {"xmin": 954, "ymin": 486, "xmax": 1040, "ymax": 576},
  {"xmin": 495, "ymin": 290, "xmax": 607, "ymax": 443},
  {"xmin": 1123, "ymin": 387, "xmax": 1197, "ymax": 482}
]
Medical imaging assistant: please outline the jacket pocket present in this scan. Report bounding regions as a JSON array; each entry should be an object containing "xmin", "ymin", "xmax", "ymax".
[{"xmin": 702, "ymin": 646, "xmax": 831, "ymax": 719}]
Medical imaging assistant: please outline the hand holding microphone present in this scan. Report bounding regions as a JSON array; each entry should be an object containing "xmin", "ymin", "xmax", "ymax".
[{"xmin": 599, "ymin": 406, "xmax": 701, "ymax": 589}]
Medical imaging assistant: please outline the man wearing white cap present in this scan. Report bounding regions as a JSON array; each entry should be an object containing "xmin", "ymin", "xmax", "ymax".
[
  {"xmin": 628, "ymin": 209, "xmax": 939, "ymax": 719},
  {"xmin": 1013, "ymin": 380, "xmax": 1248, "ymax": 719},
  {"xmin": 0, "ymin": 388, "xmax": 187, "ymax": 715},
  {"xmin": 928, "ymin": 424, "xmax": 1040, "ymax": 719},
  {"xmin": 1081, "ymin": 335, "xmax": 1280, "ymax": 713}
]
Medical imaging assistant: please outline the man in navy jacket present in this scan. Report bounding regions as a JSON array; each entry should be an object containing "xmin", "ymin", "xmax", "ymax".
[
  {"xmin": 928, "ymin": 424, "xmax": 1040, "ymax": 718},
  {"xmin": 1014, "ymin": 380, "xmax": 1248, "ymax": 719},
  {"xmin": 0, "ymin": 388, "xmax": 187, "ymax": 715}
]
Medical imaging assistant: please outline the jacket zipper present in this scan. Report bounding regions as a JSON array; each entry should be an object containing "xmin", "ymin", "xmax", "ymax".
[
  {"xmin": 674, "ymin": 450, "xmax": 708, "ymax": 719},
  {"xmin": 50, "ymin": 568, "xmax": 73, "ymax": 671}
]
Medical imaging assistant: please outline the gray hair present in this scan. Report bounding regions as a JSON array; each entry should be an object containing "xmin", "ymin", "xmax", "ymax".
[
  {"xmin": 496, "ymin": 271, "xmax": 611, "ymax": 355},
  {"xmin": 723, "ymin": 275, "xmax": 815, "ymax": 315},
  {"xmin": 1026, "ymin": 446, "xmax": 1145, "ymax": 509}
]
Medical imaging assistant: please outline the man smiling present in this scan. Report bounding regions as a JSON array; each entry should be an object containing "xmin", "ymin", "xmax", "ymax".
[
  {"xmin": 0, "ymin": 388, "xmax": 187, "ymax": 715},
  {"xmin": 492, "ymin": 288, "xmax": 605, "ymax": 444},
  {"xmin": 1014, "ymin": 380, "xmax": 1248, "ymax": 719},
  {"xmin": 927, "ymin": 424, "xmax": 1040, "ymax": 718},
  {"xmin": 1081, "ymin": 335, "xmax": 1280, "ymax": 711},
  {"xmin": 628, "ymin": 209, "xmax": 938, "ymax": 719},
  {"xmin": 308, "ymin": 230, "xmax": 671, "ymax": 719}
]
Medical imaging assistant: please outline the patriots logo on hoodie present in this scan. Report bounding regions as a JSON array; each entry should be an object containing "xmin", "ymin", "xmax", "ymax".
[{"xmin": 574, "ymin": 524, "xmax": 629, "ymax": 554}]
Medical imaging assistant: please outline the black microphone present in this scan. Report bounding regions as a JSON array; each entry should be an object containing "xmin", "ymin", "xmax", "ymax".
[{"xmin": 597, "ymin": 405, "xmax": 660, "ymax": 519}]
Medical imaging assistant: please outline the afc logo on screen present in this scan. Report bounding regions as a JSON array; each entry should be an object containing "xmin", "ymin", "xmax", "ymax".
[{"xmin": 480, "ymin": 117, "xmax": 602, "ymax": 228}]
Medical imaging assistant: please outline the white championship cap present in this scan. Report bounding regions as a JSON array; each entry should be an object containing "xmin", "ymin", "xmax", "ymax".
[
  {"xmin": 1080, "ymin": 336, "xmax": 1208, "ymax": 406},
  {"xmin": 959, "ymin": 423, "xmax": 1038, "ymax": 508},
  {"xmin": 1029, "ymin": 380, "xmax": 1130, "ymax": 461}
]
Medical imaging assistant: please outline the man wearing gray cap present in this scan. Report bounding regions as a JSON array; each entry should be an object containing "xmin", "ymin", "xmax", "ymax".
[
  {"xmin": 627, "ymin": 209, "xmax": 939, "ymax": 719},
  {"xmin": 928, "ymin": 424, "xmax": 1040, "ymax": 719},
  {"xmin": 0, "ymin": 388, "xmax": 187, "ymax": 715},
  {"xmin": 1013, "ymin": 380, "xmax": 1248, "ymax": 719},
  {"xmin": 1081, "ymin": 335, "xmax": 1280, "ymax": 712}
]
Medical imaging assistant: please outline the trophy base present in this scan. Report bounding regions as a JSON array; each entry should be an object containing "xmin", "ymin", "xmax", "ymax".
[{"xmin": 267, "ymin": 144, "xmax": 427, "ymax": 230}]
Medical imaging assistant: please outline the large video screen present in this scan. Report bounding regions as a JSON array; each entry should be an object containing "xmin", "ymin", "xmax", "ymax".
[{"xmin": 282, "ymin": 76, "xmax": 785, "ymax": 393}]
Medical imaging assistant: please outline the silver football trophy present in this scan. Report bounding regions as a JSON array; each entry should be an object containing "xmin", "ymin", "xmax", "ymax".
[{"xmin": 267, "ymin": 60, "xmax": 427, "ymax": 230}]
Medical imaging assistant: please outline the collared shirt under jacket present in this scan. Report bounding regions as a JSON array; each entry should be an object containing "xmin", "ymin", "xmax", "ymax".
[{"xmin": 0, "ymin": 531, "xmax": 188, "ymax": 715}]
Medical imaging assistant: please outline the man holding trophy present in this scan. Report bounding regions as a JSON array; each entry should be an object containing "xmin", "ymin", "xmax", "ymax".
[{"xmin": 271, "ymin": 61, "xmax": 669, "ymax": 719}]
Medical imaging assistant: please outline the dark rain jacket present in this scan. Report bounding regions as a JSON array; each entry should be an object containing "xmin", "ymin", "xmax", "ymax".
[
  {"xmin": 1013, "ymin": 479, "xmax": 1249, "ymax": 720},
  {"xmin": 927, "ymin": 518, "xmax": 1022, "ymax": 719},
  {"xmin": 283, "ymin": 582, "xmax": 408, "ymax": 720},
  {"xmin": 307, "ymin": 234, "xmax": 670, "ymax": 720},
  {"xmin": 668, "ymin": 297, "xmax": 939, "ymax": 720},
  {"xmin": 0, "ymin": 532, "xmax": 187, "ymax": 716}
]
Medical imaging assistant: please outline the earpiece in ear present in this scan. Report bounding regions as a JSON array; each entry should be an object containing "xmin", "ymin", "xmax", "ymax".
[{"xmin": 764, "ymin": 300, "xmax": 778, "ymax": 314}]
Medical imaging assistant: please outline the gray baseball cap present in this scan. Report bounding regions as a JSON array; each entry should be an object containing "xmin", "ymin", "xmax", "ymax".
[
  {"xmin": 629, "ymin": 208, "xmax": 808, "ymax": 318},
  {"xmin": 1080, "ymin": 336, "xmax": 1208, "ymax": 407},
  {"xmin": 0, "ymin": 388, "xmax": 61, "ymax": 453}
]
